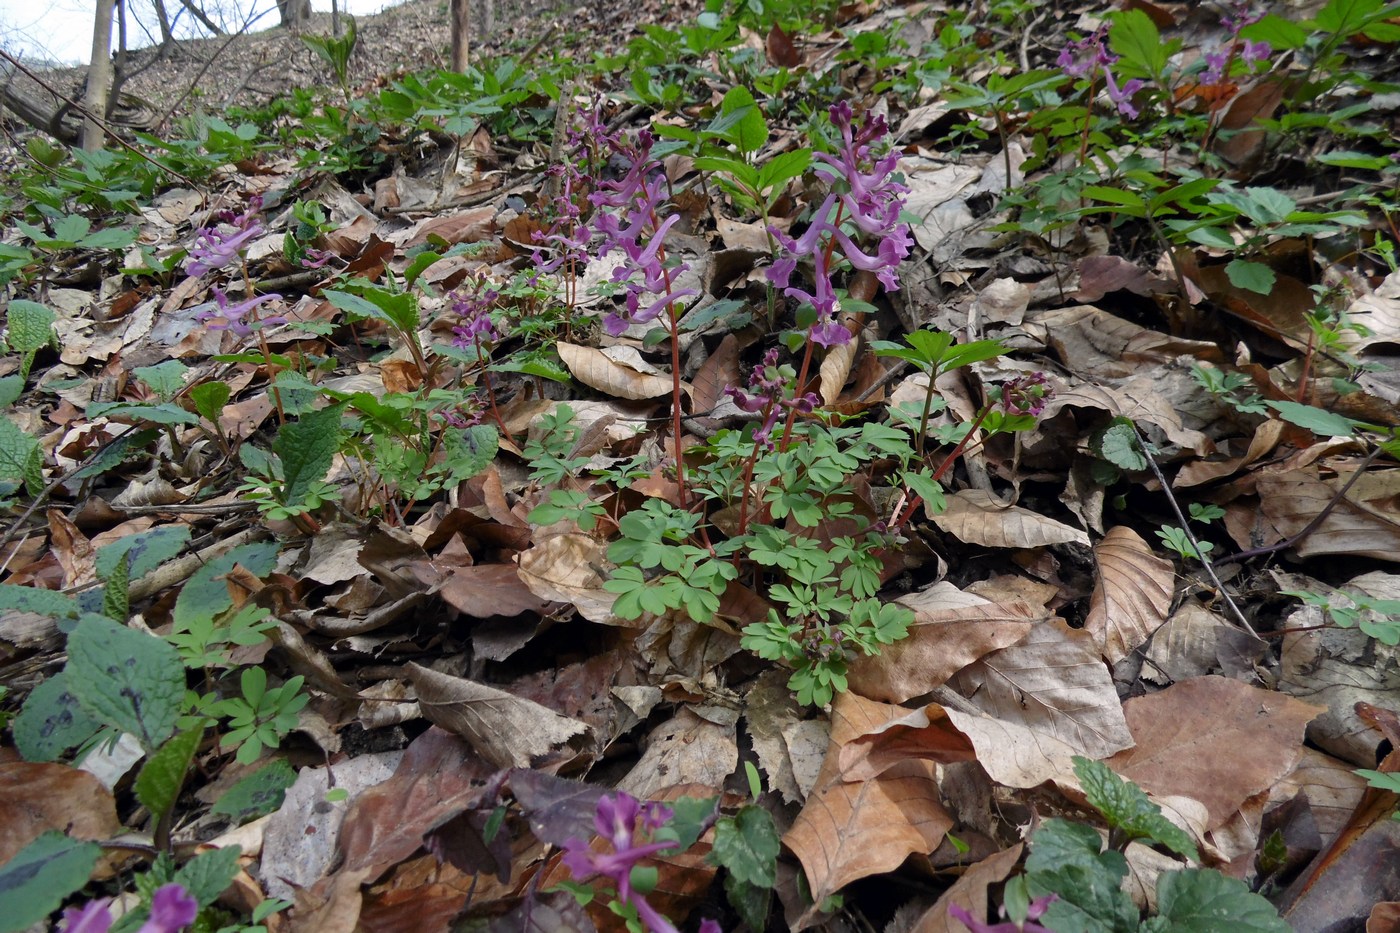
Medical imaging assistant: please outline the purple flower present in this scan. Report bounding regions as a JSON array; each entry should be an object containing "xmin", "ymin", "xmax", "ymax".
[
  {"xmin": 948, "ymin": 893, "xmax": 1058, "ymax": 932},
  {"xmin": 1001, "ymin": 372, "xmax": 1052, "ymax": 416},
  {"xmin": 1202, "ymin": 3, "xmax": 1272, "ymax": 86},
  {"xmin": 1058, "ymin": 27, "xmax": 1144, "ymax": 118},
  {"xmin": 767, "ymin": 103, "xmax": 911, "ymax": 347},
  {"xmin": 197, "ymin": 287, "xmax": 285, "ymax": 337},
  {"xmin": 563, "ymin": 792, "xmax": 682, "ymax": 933},
  {"xmin": 185, "ymin": 196, "xmax": 265, "ymax": 278},
  {"xmin": 62, "ymin": 884, "xmax": 198, "ymax": 933},
  {"xmin": 450, "ymin": 278, "xmax": 502, "ymax": 350}
]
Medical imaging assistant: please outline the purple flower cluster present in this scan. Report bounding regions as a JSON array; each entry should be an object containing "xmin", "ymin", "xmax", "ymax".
[
  {"xmin": 1057, "ymin": 26, "xmax": 1145, "ymax": 118},
  {"xmin": 562, "ymin": 792, "xmax": 696, "ymax": 933},
  {"xmin": 533, "ymin": 107, "xmax": 696, "ymax": 337},
  {"xmin": 724, "ymin": 348, "xmax": 819, "ymax": 449},
  {"xmin": 1000, "ymin": 371, "xmax": 1052, "ymax": 416},
  {"xmin": 186, "ymin": 195, "xmax": 265, "ymax": 278},
  {"xmin": 63, "ymin": 883, "xmax": 198, "ymax": 933},
  {"xmin": 450, "ymin": 275, "xmax": 502, "ymax": 351},
  {"xmin": 768, "ymin": 102, "xmax": 912, "ymax": 348},
  {"xmin": 1203, "ymin": 2, "xmax": 1271, "ymax": 85},
  {"xmin": 196, "ymin": 286, "xmax": 285, "ymax": 337},
  {"xmin": 947, "ymin": 893, "xmax": 1058, "ymax": 933}
]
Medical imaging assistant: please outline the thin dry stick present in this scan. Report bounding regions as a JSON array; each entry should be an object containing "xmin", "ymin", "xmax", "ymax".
[
  {"xmin": 1130, "ymin": 422, "xmax": 1259, "ymax": 640},
  {"xmin": 0, "ymin": 48, "xmax": 201, "ymax": 191}
]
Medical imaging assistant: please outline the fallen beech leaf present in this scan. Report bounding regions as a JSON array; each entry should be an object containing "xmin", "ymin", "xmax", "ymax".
[
  {"xmin": 516, "ymin": 534, "xmax": 627, "ymax": 626},
  {"xmin": 933, "ymin": 489, "xmax": 1090, "ymax": 548},
  {"xmin": 438, "ymin": 563, "xmax": 555, "ymax": 619},
  {"xmin": 616, "ymin": 708, "xmax": 738, "ymax": 799},
  {"xmin": 784, "ymin": 693, "xmax": 952, "ymax": 923},
  {"xmin": 910, "ymin": 844, "xmax": 1024, "ymax": 933},
  {"xmin": 407, "ymin": 664, "xmax": 589, "ymax": 769},
  {"xmin": 1106, "ymin": 675, "xmax": 1323, "ymax": 830},
  {"xmin": 1085, "ymin": 526, "xmax": 1175, "ymax": 664},
  {"xmin": 765, "ymin": 21, "xmax": 799, "ymax": 67},
  {"xmin": 0, "ymin": 762, "xmax": 121, "ymax": 866},
  {"xmin": 838, "ymin": 702, "xmax": 978, "ymax": 781},
  {"xmin": 557, "ymin": 341, "xmax": 676, "ymax": 400},
  {"xmin": 948, "ymin": 620, "xmax": 1134, "ymax": 762},
  {"xmin": 1258, "ymin": 466, "xmax": 1400, "ymax": 561},
  {"xmin": 846, "ymin": 599, "xmax": 1043, "ymax": 703}
]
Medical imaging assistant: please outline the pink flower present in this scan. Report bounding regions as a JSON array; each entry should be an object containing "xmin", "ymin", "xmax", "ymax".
[
  {"xmin": 62, "ymin": 884, "xmax": 198, "ymax": 933},
  {"xmin": 197, "ymin": 288, "xmax": 285, "ymax": 337},
  {"xmin": 948, "ymin": 893, "xmax": 1057, "ymax": 932},
  {"xmin": 185, "ymin": 196, "xmax": 264, "ymax": 278},
  {"xmin": 562, "ymin": 792, "xmax": 683, "ymax": 933}
]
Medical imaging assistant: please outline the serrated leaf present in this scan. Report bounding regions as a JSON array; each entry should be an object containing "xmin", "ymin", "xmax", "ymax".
[
  {"xmin": 1224, "ymin": 259, "xmax": 1276, "ymax": 295},
  {"xmin": 1026, "ymin": 820, "xmax": 1137, "ymax": 933},
  {"xmin": 5, "ymin": 300, "xmax": 56, "ymax": 355},
  {"xmin": 96, "ymin": 526, "xmax": 191, "ymax": 581},
  {"xmin": 51, "ymin": 214, "xmax": 90, "ymax": 243},
  {"xmin": 0, "ymin": 582, "xmax": 79, "ymax": 617},
  {"xmin": 12, "ymin": 671, "xmax": 102, "ymax": 761},
  {"xmin": 173, "ymin": 844, "xmax": 241, "ymax": 907},
  {"xmin": 136, "ymin": 727, "xmax": 203, "ymax": 821},
  {"xmin": 103, "ymin": 552, "xmax": 130, "ymax": 620},
  {"xmin": 133, "ymin": 360, "xmax": 189, "ymax": 401},
  {"xmin": 87, "ymin": 401, "xmax": 200, "ymax": 426},
  {"xmin": 1148, "ymin": 867, "xmax": 1291, "ymax": 932},
  {"xmin": 67, "ymin": 614, "xmax": 185, "ymax": 751},
  {"xmin": 70, "ymin": 428, "xmax": 159, "ymax": 481},
  {"xmin": 0, "ymin": 374, "xmax": 22, "ymax": 407},
  {"xmin": 0, "ymin": 831, "xmax": 101, "ymax": 932},
  {"xmin": 210, "ymin": 758, "xmax": 298, "ymax": 824},
  {"xmin": 720, "ymin": 86, "xmax": 768, "ymax": 155},
  {"xmin": 172, "ymin": 541, "xmax": 280, "ymax": 633},
  {"xmin": 272, "ymin": 405, "xmax": 343, "ymax": 510},
  {"xmin": 712, "ymin": 805, "xmax": 780, "ymax": 887},
  {"xmin": 443, "ymin": 423, "xmax": 498, "ymax": 483},
  {"xmin": 0, "ymin": 417, "xmax": 43, "ymax": 494},
  {"xmin": 1266, "ymin": 400, "xmax": 1358, "ymax": 437},
  {"xmin": 1074, "ymin": 756, "xmax": 1199, "ymax": 860},
  {"xmin": 724, "ymin": 871, "xmax": 772, "ymax": 932},
  {"xmin": 189, "ymin": 381, "xmax": 231, "ymax": 425}
]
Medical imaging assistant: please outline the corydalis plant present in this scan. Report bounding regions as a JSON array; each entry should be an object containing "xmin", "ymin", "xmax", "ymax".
[
  {"xmin": 62, "ymin": 883, "xmax": 197, "ymax": 933},
  {"xmin": 1058, "ymin": 25, "xmax": 1145, "ymax": 118},
  {"xmin": 768, "ymin": 100, "xmax": 913, "ymax": 350},
  {"xmin": 185, "ymin": 195, "xmax": 265, "ymax": 278},
  {"xmin": 1202, "ymin": 1, "xmax": 1271, "ymax": 85}
]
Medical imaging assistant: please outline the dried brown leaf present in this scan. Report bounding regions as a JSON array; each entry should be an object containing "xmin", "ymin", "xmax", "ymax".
[
  {"xmin": 407, "ymin": 663, "xmax": 589, "ymax": 769},
  {"xmin": 1085, "ymin": 526, "xmax": 1175, "ymax": 664},
  {"xmin": 0, "ymin": 762, "xmax": 121, "ymax": 866},
  {"xmin": 557, "ymin": 342, "xmax": 675, "ymax": 400},
  {"xmin": 910, "ymin": 844, "xmax": 1024, "ymax": 933},
  {"xmin": 933, "ymin": 489, "xmax": 1090, "ymax": 548}
]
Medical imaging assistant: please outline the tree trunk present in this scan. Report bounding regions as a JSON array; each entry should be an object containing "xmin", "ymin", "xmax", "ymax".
[
  {"xmin": 82, "ymin": 0, "xmax": 117, "ymax": 151},
  {"xmin": 152, "ymin": 0, "xmax": 174, "ymax": 48},
  {"xmin": 332, "ymin": 0, "xmax": 341, "ymax": 37},
  {"xmin": 277, "ymin": 0, "xmax": 312, "ymax": 29},
  {"xmin": 450, "ymin": 0, "xmax": 470, "ymax": 72}
]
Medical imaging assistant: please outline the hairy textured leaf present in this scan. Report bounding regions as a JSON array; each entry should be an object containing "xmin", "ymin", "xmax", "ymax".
[
  {"xmin": 174, "ymin": 844, "xmax": 242, "ymax": 906},
  {"xmin": 173, "ymin": 540, "xmax": 281, "ymax": 632},
  {"xmin": 12, "ymin": 672, "xmax": 102, "ymax": 761},
  {"xmin": 67, "ymin": 614, "xmax": 184, "ymax": 751},
  {"xmin": 95, "ymin": 525, "xmax": 191, "ymax": 581},
  {"xmin": 0, "ymin": 418, "xmax": 43, "ymax": 495},
  {"xmin": 0, "ymin": 582, "xmax": 78, "ymax": 618},
  {"xmin": 711, "ymin": 804, "xmax": 780, "ymax": 887},
  {"xmin": 1074, "ymin": 756, "xmax": 1199, "ymax": 860},
  {"xmin": 0, "ymin": 832, "xmax": 100, "ymax": 932},
  {"xmin": 136, "ymin": 728, "xmax": 203, "ymax": 822},
  {"xmin": 210, "ymin": 758, "xmax": 298, "ymax": 824},
  {"xmin": 1145, "ymin": 867, "xmax": 1290, "ymax": 932},
  {"xmin": 272, "ymin": 404, "xmax": 343, "ymax": 509}
]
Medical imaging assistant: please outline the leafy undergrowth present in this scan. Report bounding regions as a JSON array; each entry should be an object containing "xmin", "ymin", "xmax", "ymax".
[{"xmin": 3, "ymin": 0, "xmax": 1400, "ymax": 931}]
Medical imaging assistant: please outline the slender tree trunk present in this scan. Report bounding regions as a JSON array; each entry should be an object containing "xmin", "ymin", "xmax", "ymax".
[
  {"xmin": 277, "ymin": 0, "xmax": 312, "ymax": 29},
  {"xmin": 152, "ymin": 0, "xmax": 174, "ymax": 48},
  {"xmin": 450, "ymin": 0, "xmax": 470, "ymax": 72},
  {"xmin": 82, "ymin": 0, "xmax": 117, "ymax": 151},
  {"xmin": 483, "ymin": 0, "xmax": 494, "ymax": 35},
  {"xmin": 332, "ymin": 0, "xmax": 341, "ymax": 37},
  {"xmin": 176, "ymin": 0, "xmax": 224, "ymax": 35}
]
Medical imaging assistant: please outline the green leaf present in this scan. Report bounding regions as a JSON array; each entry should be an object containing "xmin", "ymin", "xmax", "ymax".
[
  {"xmin": 95, "ymin": 525, "xmax": 191, "ymax": 581},
  {"xmin": 403, "ymin": 249, "xmax": 443, "ymax": 287},
  {"xmin": 174, "ymin": 844, "xmax": 242, "ymax": 907},
  {"xmin": 87, "ymin": 401, "xmax": 200, "ymax": 426},
  {"xmin": 190, "ymin": 381, "xmax": 231, "ymax": 425},
  {"xmin": 5, "ymin": 300, "xmax": 56, "ymax": 355},
  {"xmin": 211, "ymin": 759, "xmax": 298, "ymax": 824},
  {"xmin": 1074, "ymin": 756, "xmax": 1199, "ymax": 860},
  {"xmin": 1108, "ymin": 8, "xmax": 1170, "ymax": 77},
  {"xmin": 0, "ymin": 582, "xmax": 79, "ymax": 617},
  {"xmin": 1147, "ymin": 867, "xmax": 1291, "ymax": 932},
  {"xmin": 1267, "ymin": 400, "xmax": 1359, "ymax": 437},
  {"xmin": 757, "ymin": 147, "xmax": 812, "ymax": 193},
  {"xmin": 133, "ymin": 360, "xmax": 189, "ymax": 401},
  {"xmin": 70, "ymin": 428, "xmax": 159, "ymax": 482},
  {"xmin": 720, "ymin": 86, "xmax": 768, "ymax": 154},
  {"xmin": 712, "ymin": 804, "xmax": 781, "ymax": 887},
  {"xmin": 0, "ymin": 831, "xmax": 101, "ymax": 932},
  {"xmin": 0, "ymin": 416, "xmax": 42, "ymax": 496},
  {"xmin": 1241, "ymin": 14, "xmax": 1308, "ymax": 50},
  {"xmin": 1095, "ymin": 418, "xmax": 1146, "ymax": 471},
  {"xmin": 67, "ymin": 614, "xmax": 185, "ymax": 751},
  {"xmin": 78, "ymin": 225, "xmax": 139, "ymax": 250},
  {"xmin": 272, "ymin": 405, "xmax": 343, "ymax": 511},
  {"xmin": 1026, "ymin": 819, "xmax": 1137, "ymax": 933},
  {"xmin": 103, "ymin": 552, "xmax": 130, "ymax": 621},
  {"xmin": 724, "ymin": 872, "xmax": 772, "ymax": 932},
  {"xmin": 172, "ymin": 541, "xmax": 280, "ymax": 633},
  {"xmin": 51, "ymin": 214, "xmax": 91, "ymax": 244},
  {"xmin": 0, "ymin": 374, "xmax": 22, "ymax": 407},
  {"xmin": 1223, "ymin": 260, "xmax": 1276, "ymax": 295},
  {"xmin": 136, "ymin": 727, "xmax": 204, "ymax": 822},
  {"xmin": 12, "ymin": 672, "xmax": 102, "ymax": 761}
]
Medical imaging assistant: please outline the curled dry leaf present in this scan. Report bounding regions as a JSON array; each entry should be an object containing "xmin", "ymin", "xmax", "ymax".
[
  {"xmin": 933, "ymin": 489, "xmax": 1090, "ymax": 548},
  {"xmin": 615, "ymin": 707, "xmax": 738, "ymax": 799},
  {"xmin": 784, "ymin": 692, "xmax": 952, "ymax": 928},
  {"xmin": 557, "ymin": 341, "xmax": 677, "ymax": 400},
  {"xmin": 1258, "ymin": 466, "xmax": 1400, "ymax": 561},
  {"xmin": 909, "ymin": 844, "xmax": 1023, "ymax": 933},
  {"xmin": 407, "ymin": 663, "xmax": 590, "ymax": 769},
  {"xmin": 515, "ymin": 533, "xmax": 626, "ymax": 626},
  {"xmin": 1085, "ymin": 526, "xmax": 1175, "ymax": 664},
  {"xmin": 0, "ymin": 762, "xmax": 121, "ymax": 866}
]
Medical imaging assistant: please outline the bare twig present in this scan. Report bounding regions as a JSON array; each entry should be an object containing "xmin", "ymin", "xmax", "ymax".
[{"xmin": 1130, "ymin": 422, "xmax": 1260, "ymax": 640}]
